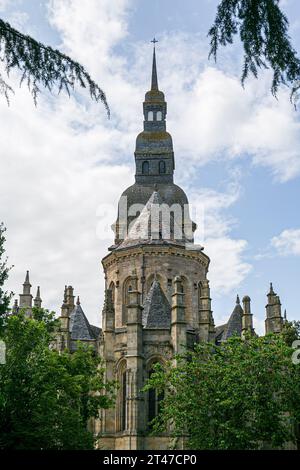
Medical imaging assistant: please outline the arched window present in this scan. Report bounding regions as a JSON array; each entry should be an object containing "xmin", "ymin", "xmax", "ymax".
[
  {"xmin": 148, "ymin": 111, "xmax": 153, "ymax": 121},
  {"xmin": 156, "ymin": 111, "xmax": 162, "ymax": 121},
  {"xmin": 142, "ymin": 161, "xmax": 149, "ymax": 175},
  {"xmin": 148, "ymin": 364, "xmax": 164, "ymax": 428},
  {"xmin": 109, "ymin": 281, "xmax": 115, "ymax": 305},
  {"xmin": 159, "ymin": 160, "xmax": 166, "ymax": 174}
]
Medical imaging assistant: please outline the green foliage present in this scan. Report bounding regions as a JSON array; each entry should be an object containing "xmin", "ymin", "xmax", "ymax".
[
  {"xmin": 0, "ymin": 222, "xmax": 12, "ymax": 334},
  {"xmin": 282, "ymin": 320, "xmax": 300, "ymax": 346},
  {"xmin": 145, "ymin": 334, "xmax": 300, "ymax": 449},
  {"xmin": 209, "ymin": 0, "xmax": 300, "ymax": 105},
  {"xmin": 0, "ymin": 18, "xmax": 109, "ymax": 115},
  {"xmin": 0, "ymin": 309, "xmax": 116, "ymax": 449}
]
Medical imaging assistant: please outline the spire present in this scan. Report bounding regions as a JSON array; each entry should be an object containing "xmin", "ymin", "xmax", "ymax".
[
  {"xmin": 24, "ymin": 270, "xmax": 30, "ymax": 285},
  {"xmin": 23, "ymin": 270, "xmax": 31, "ymax": 293},
  {"xmin": 150, "ymin": 39, "xmax": 159, "ymax": 91},
  {"xmin": 268, "ymin": 282, "xmax": 275, "ymax": 295}
]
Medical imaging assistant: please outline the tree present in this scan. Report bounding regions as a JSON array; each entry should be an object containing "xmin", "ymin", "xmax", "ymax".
[
  {"xmin": 209, "ymin": 0, "xmax": 300, "ymax": 105},
  {"xmin": 0, "ymin": 18, "xmax": 109, "ymax": 114},
  {"xmin": 0, "ymin": 223, "xmax": 12, "ymax": 335},
  {"xmin": 145, "ymin": 334, "xmax": 300, "ymax": 450},
  {"xmin": 0, "ymin": 308, "xmax": 116, "ymax": 449}
]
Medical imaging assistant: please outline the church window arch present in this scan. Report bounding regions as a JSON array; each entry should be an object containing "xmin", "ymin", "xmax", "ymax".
[
  {"xmin": 159, "ymin": 160, "xmax": 166, "ymax": 174},
  {"xmin": 145, "ymin": 273, "xmax": 164, "ymax": 294},
  {"xmin": 109, "ymin": 281, "xmax": 115, "ymax": 305},
  {"xmin": 156, "ymin": 111, "xmax": 162, "ymax": 121},
  {"xmin": 142, "ymin": 161, "xmax": 149, "ymax": 175},
  {"xmin": 148, "ymin": 111, "xmax": 154, "ymax": 121}
]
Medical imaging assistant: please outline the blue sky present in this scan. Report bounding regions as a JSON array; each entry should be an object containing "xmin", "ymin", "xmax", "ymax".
[{"xmin": 0, "ymin": 0, "xmax": 300, "ymax": 333}]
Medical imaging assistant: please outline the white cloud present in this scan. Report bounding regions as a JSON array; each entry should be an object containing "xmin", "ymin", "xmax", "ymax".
[
  {"xmin": 271, "ymin": 229, "xmax": 300, "ymax": 256},
  {"xmin": 190, "ymin": 174, "xmax": 252, "ymax": 294}
]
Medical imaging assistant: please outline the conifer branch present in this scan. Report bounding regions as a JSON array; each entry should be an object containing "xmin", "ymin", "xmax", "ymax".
[
  {"xmin": 209, "ymin": 0, "xmax": 300, "ymax": 106},
  {"xmin": 0, "ymin": 18, "xmax": 110, "ymax": 116}
]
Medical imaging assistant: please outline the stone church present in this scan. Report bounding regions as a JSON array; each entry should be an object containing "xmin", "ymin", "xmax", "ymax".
[{"xmin": 13, "ymin": 46, "xmax": 287, "ymax": 450}]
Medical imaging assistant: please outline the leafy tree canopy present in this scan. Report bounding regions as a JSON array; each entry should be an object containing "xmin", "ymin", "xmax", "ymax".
[
  {"xmin": 145, "ymin": 333, "xmax": 300, "ymax": 450},
  {"xmin": 0, "ymin": 308, "xmax": 116, "ymax": 449},
  {"xmin": 0, "ymin": 18, "xmax": 109, "ymax": 114},
  {"xmin": 209, "ymin": 0, "xmax": 300, "ymax": 105}
]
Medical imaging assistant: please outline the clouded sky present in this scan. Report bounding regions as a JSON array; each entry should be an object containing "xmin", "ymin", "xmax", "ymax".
[{"xmin": 1, "ymin": 0, "xmax": 300, "ymax": 333}]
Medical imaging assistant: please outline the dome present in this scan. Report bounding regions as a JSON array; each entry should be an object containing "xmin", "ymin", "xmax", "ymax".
[
  {"xmin": 135, "ymin": 130, "xmax": 173, "ymax": 154},
  {"xmin": 120, "ymin": 182, "xmax": 189, "ymax": 209}
]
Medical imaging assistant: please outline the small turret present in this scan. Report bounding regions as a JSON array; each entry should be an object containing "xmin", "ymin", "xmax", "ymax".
[
  {"xmin": 19, "ymin": 270, "xmax": 33, "ymax": 317},
  {"xmin": 12, "ymin": 299, "xmax": 19, "ymax": 315},
  {"xmin": 34, "ymin": 286, "xmax": 42, "ymax": 308},
  {"xmin": 198, "ymin": 279, "xmax": 214, "ymax": 342},
  {"xmin": 265, "ymin": 283, "xmax": 283, "ymax": 334},
  {"xmin": 58, "ymin": 285, "xmax": 75, "ymax": 351}
]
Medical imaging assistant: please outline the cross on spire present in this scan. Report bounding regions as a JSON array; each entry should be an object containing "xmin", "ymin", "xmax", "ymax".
[{"xmin": 151, "ymin": 37, "xmax": 158, "ymax": 47}]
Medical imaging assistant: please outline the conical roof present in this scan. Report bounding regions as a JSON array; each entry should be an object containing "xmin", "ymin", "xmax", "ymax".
[
  {"xmin": 222, "ymin": 297, "xmax": 243, "ymax": 340},
  {"xmin": 142, "ymin": 279, "xmax": 171, "ymax": 328},
  {"xmin": 69, "ymin": 301, "xmax": 98, "ymax": 341}
]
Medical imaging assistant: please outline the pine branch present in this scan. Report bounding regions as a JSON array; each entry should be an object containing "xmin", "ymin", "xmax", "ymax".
[
  {"xmin": 0, "ymin": 18, "xmax": 110, "ymax": 116},
  {"xmin": 208, "ymin": 0, "xmax": 300, "ymax": 106}
]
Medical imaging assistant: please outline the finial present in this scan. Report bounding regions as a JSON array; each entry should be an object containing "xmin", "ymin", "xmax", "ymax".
[
  {"xmin": 236, "ymin": 294, "xmax": 240, "ymax": 304},
  {"xmin": 284, "ymin": 309, "xmax": 287, "ymax": 321},
  {"xmin": 76, "ymin": 296, "xmax": 80, "ymax": 305},
  {"xmin": 151, "ymin": 37, "xmax": 158, "ymax": 48},
  {"xmin": 150, "ymin": 39, "xmax": 159, "ymax": 91},
  {"xmin": 269, "ymin": 282, "xmax": 275, "ymax": 295}
]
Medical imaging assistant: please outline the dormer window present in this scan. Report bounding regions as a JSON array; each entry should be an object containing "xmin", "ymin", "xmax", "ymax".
[
  {"xmin": 142, "ymin": 161, "xmax": 149, "ymax": 174},
  {"xmin": 157, "ymin": 111, "xmax": 162, "ymax": 121},
  {"xmin": 148, "ymin": 111, "xmax": 153, "ymax": 121},
  {"xmin": 159, "ymin": 160, "xmax": 166, "ymax": 174}
]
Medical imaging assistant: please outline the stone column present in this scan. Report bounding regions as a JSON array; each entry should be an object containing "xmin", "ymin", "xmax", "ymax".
[
  {"xmin": 242, "ymin": 295, "xmax": 254, "ymax": 339},
  {"xmin": 171, "ymin": 276, "xmax": 186, "ymax": 356},
  {"xmin": 198, "ymin": 279, "xmax": 213, "ymax": 342}
]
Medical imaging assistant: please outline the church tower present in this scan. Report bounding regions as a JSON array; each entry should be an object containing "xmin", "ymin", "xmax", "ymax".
[{"xmin": 99, "ymin": 43, "xmax": 214, "ymax": 450}]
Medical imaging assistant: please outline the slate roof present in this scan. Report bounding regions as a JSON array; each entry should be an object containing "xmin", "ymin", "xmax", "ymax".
[
  {"xmin": 69, "ymin": 303, "xmax": 100, "ymax": 341},
  {"xmin": 142, "ymin": 279, "xmax": 171, "ymax": 328}
]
